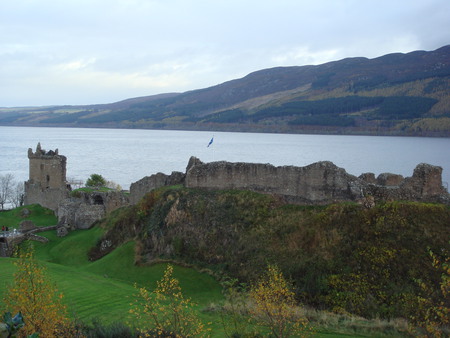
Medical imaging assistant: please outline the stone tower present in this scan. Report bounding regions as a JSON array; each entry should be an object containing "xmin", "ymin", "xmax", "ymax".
[{"xmin": 24, "ymin": 143, "xmax": 70, "ymax": 212}]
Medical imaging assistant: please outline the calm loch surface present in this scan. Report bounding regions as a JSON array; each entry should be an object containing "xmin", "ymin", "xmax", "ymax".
[{"xmin": 1, "ymin": 126, "xmax": 449, "ymax": 190}]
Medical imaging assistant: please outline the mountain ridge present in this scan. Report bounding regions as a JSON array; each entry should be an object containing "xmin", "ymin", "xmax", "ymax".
[{"xmin": 1, "ymin": 45, "xmax": 449, "ymax": 136}]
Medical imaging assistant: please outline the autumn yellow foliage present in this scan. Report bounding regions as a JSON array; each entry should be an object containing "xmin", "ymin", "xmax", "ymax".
[
  {"xmin": 2, "ymin": 246, "xmax": 73, "ymax": 337},
  {"xmin": 129, "ymin": 264, "xmax": 209, "ymax": 337},
  {"xmin": 249, "ymin": 265, "xmax": 310, "ymax": 337},
  {"xmin": 411, "ymin": 249, "xmax": 450, "ymax": 337}
]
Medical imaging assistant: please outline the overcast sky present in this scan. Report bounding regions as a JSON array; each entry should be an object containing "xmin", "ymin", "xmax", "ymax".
[{"xmin": 1, "ymin": 0, "xmax": 449, "ymax": 107}]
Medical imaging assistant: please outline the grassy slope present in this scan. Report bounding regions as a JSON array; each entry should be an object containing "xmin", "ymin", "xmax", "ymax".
[
  {"xmin": 0, "ymin": 256, "xmax": 368, "ymax": 337},
  {"xmin": 0, "ymin": 203, "xmax": 410, "ymax": 336},
  {"xmin": 0, "ymin": 204, "xmax": 57, "ymax": 228},
  {"xmin": 0, "ymin": 218, "xmax": 226, "ymax": 335}
]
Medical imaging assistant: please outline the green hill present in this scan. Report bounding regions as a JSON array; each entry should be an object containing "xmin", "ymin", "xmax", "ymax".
[
  {"xmin": 91, "ymin": 187, "xmax": 450, "ymax": 320},
  {"xmin": 1, "ymin": 45, "xmax": 449, "ymax": 136},
  {"xmin": 1, "ymin": 193, "xmax": 449, "ymax": 336},
  {"xmin": 1, "ymin": 226, "xmax": 223, "ymax": 323}
]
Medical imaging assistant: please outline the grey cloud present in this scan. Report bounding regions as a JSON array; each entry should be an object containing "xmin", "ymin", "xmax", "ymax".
[{"xmin": 0, "ymin": 0, "xmax": 449, "ymax": 106}]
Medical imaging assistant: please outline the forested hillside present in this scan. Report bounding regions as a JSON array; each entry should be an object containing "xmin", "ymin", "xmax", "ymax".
[{"xmin": 1, "ymin": 45, "xmax": 449, "ymax": 136}]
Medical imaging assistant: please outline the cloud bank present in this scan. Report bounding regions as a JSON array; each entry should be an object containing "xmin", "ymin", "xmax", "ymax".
[{"xmin": 1, "ymin": 0, "xmax": 449, "ymax": 106}]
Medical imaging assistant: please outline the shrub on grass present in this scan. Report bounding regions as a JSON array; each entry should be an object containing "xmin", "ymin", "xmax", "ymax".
[
  {"xmin": 2, "ymin": 245, "xmax": 75, "ymax": 337},
  {"xmin": 249, "ymin": 265, "xmax": 311, "ymax": 337},
  {"xmin": 80, "ymin": 318, "xmax": 135, "ymax": 338},
  {"xmin": 86, "ymin": 174, "xmax": 107, "ymax": 188},
  {"xmin": 409, "ymin": 248, "xmax": 450, "ymax": 337},
  {"xmin": 129, "ymin": 264, "xmax": 210, "ymax": 337},
  {"xmin": 220, "ymin": 277, "xmax": 255, "ymax": 337}
]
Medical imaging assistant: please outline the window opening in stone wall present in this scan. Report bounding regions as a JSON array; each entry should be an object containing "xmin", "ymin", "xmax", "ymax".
[{"xmin": 93, "ymin": 195, "xmax": 104, "ymax": 205}]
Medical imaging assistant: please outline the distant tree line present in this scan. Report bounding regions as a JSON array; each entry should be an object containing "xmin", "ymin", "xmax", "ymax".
[
  {"xmin": 195, "ymin": 95, "xmax": 438, "ymax": 127},
  {"xmin": 39, "ymin": 110, "xmax": 93, "ymax": 124},
  {"xmin": 37, "ymin": 94, "xmax": 439, "ymax": 128},
  {"xmin": 250, "ymin": 96, "xmax": 437, "ymax": 122}
]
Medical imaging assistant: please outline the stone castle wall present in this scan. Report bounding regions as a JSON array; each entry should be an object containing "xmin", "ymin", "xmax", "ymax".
[
  {"xmin": 130, "ymin": 156, "xmax": 449, "ymax": 206},
  {"xmin": 24, "ymin": 143, "xmax": 70, "ymax": 211},
  {"xmin": 185, "ymin": 158, "xmax": 364, "ymax": 204},
  {"xmin": 129, "ymin": 171, "xmax": 185, "ymax": 204},
  {"xmin": 24, "ymin": 182, "xmax": 69, "ymax": 212},
  {"xmin": 362, "ymin": 163, "xmax": 448, "ymax": 203},
  {"xmin": 58, "ymin": 190, "xmax": 130, "ymax": 229},
  {"xmin": 23, "ymin": 142, "xmax": 449, "ymax": 232}
]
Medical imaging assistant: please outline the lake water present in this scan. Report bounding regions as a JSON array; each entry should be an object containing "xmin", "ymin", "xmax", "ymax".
[{"xmin": 0, "ymin": 126, "xmax": 449, "ymax": 190}]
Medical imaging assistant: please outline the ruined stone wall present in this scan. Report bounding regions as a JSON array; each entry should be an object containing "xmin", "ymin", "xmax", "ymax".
[
  {"xmin": 24, "ymin": 182, "xmax": 69, "ymax": 211},
  {"xmin": 57, "ymin": 190, "xmax": 130, "ymax": 229},
  {"xmin": 0, "ymin": 234, "xmax": 26, "ymax": 257},
  {"xmin": 361, "ymin": 163, "xmax": 449, "ymax": 204},
  {"xmin": 185, "ymin": 157, "xmax": 365, "ymax": 204},
  {"xmin": 130, "ymin": 171, "xmax": 185, "ymax": 204},
  {"xmin": 58, "ymin": 198, "xmax": 105, "ymax": 230},
  {"xmin": 24, "ymin": 143, "xmax": 69, "ymax": 211},
  {"xmin": 184, "ymin": 157, "xmax": 449, "ymax": 205},
  {"xmin": 126, "ymin": 157, "xmax": 448, "ymax": 206}
]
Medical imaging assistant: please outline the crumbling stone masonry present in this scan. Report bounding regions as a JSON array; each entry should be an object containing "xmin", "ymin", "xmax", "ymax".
[
  {"xmin": 129, "ymin": 171, "xmax": 185, "ymax": 204},
  {"xmin": 129, "ymin": 156, "xmax": 449, "ymax": 206},
  {"xmin": 183, "ymin": 157, "xmax": 448, "ymax": 205},
  {"xmin": 23, "ymin": 143, "xmax": 449, "ymax": 233},
  {"xmin": 24, "ymin": 143, "xmax": 70, "ymax": 212},
  {"xmin": 58, "ymin": 190, "xmax": 130, "ymax": 229},
  {"xmin": 185, "ymin": 158, "xmax": 364, "ymax": 204},
  {"xmin": 361, "ymin": 163, "xmax": 449, "ymax": 204},
  {"xmin": 23, "ymin": 143, "xmax": 131, "ymax": 230}
]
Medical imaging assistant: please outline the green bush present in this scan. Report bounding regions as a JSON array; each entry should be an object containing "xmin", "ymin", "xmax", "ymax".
[{"xmin": 86, "ymin": 174, "xmax": 107, "ymax": 187}]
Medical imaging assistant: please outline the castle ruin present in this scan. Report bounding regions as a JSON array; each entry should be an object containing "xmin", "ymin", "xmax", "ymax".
[
  {"xmin": 24, "ymin": 143, "xmax": 70, "ymax": 211},
  {"xmin": 131, "ymin": 156, "xmax": 449, "ymax": 206},
  {"xmin": 22, "ymin": 145, "xmax": 450, "ymax": 232},
  {"xmin": 23, "ymin": 143, "xmax": 131, "ymax": 229}
]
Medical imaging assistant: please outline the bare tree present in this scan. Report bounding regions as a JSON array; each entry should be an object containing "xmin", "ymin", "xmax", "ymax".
[
  {"xmin": 0, "ymin": 173, "xmax": 14, "ymax": 210},
  {"xmin": 9, "ymin": 181, "xmax": 25, "ymax": 208}
]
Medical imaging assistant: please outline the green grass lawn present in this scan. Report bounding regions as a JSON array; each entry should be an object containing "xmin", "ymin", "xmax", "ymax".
[
  {"xmin": 0, "ymin": 204, "xmax": 57, "ymax": 229},
  {"xmin": 0, "ymin": 216, "xmax": 225, "ymax": 332},
  {"xmin": 0, "ymin": 243, "xmax": 223, "ymax": 322}
]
